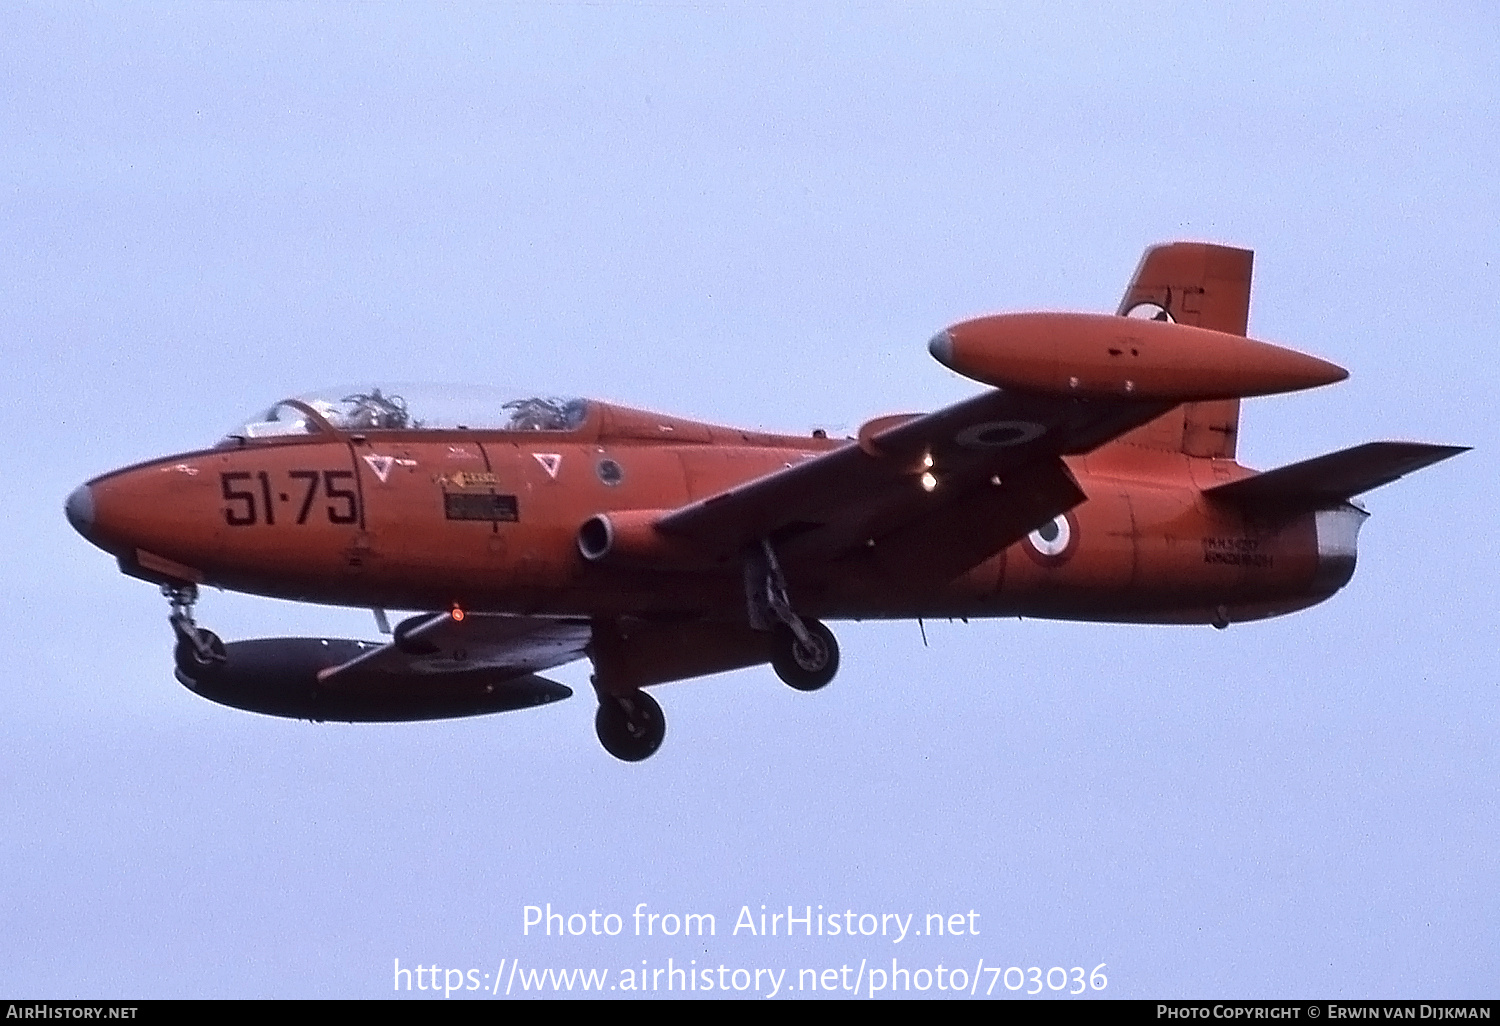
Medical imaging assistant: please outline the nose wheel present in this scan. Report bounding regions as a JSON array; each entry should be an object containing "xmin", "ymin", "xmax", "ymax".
[
  {"xmin": 594, "ymin": 688, "xmax": 666, "ymax": 762},
  {"xmin": 163, "ymin": 583, "xmax": 227, "ymax": 681}
]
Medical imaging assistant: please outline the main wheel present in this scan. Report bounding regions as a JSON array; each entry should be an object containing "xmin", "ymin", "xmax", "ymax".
[
  {"xmin": 594, "ymin": 690, "xmax": 666, "ymax": 762},
  {"xmin": 173, "ymin": 627, "xmax": 227, "ymax": 681},
  {"xmin": 771, "ymin": 619, "xmax": 839, "ymax": 692}
]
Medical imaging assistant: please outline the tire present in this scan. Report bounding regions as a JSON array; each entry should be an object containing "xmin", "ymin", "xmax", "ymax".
[
  {"xmin": 771, "ymin": 619, "xmax": 839, "ymax": 692},
  {"xmin": 594, "ymin": 690, "xmax": 666, "ymax": 762}
]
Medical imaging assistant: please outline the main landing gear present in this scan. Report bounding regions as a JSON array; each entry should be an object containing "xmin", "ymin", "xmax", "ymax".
[
  {"xmin": 593, "ymin": 688, "xmax": 665, "ymax": 763},
  {"xmin": 748, "ymin": 540, "xmax": 840, "ymax": 693},
  {"xmin": 586, "ymin": 540, "xmax": 840, "ymax": 762},
  {"xmin": 771, "ymin": 620, "xmax": 839, "ymax": 692},
  {"xmin": 588, "ymin": 619, "xmax": 667, "ymax": 763},
  {"xmin": 164, "ymin": 583, "xmax": 226, "ymax": 682}
]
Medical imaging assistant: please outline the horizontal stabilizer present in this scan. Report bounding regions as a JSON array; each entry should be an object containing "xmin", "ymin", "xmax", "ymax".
[{"xmin": 1205, "ymin": 442, "xmax": 1469, "ymax": 511}]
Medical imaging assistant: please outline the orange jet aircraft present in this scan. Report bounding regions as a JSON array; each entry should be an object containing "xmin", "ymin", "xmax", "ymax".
[{"xmin": 66, "ymin": 244, "xmax": 1465, "ymax": 760}]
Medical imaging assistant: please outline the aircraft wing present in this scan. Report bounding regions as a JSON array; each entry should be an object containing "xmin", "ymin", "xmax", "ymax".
[
  {"xmin": 316, "ymin": 612, "xmax": 593, "ymax": 684},
  {"xmin": 656, "ymin": 387, "xmax": 1173, "ymax": 570}
]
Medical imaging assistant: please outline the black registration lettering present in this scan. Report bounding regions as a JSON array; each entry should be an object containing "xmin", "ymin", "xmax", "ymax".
[
  {"xmin": 221, "ymin": 472, "xmax": 255, "ymax": 526},
  {"xmin": 258, "ymin": 471, "xmax": 275, "ymax": 526},
  {"xmin": 289, "ymin": 470, "xmax": 320, "ymax": 524},
  {"xmin": 323, "ymin": 470, "xmax": 359, "ymax": 524},
  {"xmin": 219, "ymin": 470, "xmax": 360, "ymax": 526}
]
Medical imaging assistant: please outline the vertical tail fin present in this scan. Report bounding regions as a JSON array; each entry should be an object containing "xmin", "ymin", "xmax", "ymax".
[{"xmin": 1113, "ymin": 242, "xmax": 1254, "ymax": 459}]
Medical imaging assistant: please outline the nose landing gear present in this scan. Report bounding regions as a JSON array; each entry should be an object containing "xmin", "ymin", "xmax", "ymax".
[{"xmin": 163, "ymin": 583, "xmax": 226, "ymax": 681}]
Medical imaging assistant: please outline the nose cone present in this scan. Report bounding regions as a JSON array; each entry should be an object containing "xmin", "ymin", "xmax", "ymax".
[
  {"xmin": 65, "ymin": 484, "xmax": 95, "ymax": 539},
  {"xmin": 927, "ymin": 329, "xmax": 955, "ymax": 367}
]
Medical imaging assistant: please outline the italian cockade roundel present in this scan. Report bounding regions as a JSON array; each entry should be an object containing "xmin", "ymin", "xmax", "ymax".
[
  {"xmin": 1024, "ymin": 512, "xmax": 1079, "ymax": 567},
  {"xmin": 1123, "ymin": 300, "xmax": 1175, "ymax": 323}
]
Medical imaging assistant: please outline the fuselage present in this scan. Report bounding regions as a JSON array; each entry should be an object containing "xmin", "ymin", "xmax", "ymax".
[
  {"xmin": 60, "ymin": 246, "xmax": 1453, "ymax": 759},
  {"xmin": 68, "ymin": 397, "xmax": 1363, "ymax": 628}
]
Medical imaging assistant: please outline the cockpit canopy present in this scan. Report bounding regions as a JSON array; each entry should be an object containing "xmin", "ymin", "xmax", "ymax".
[{"xmin": 225, "ymin": 385, "xmax": 591, "ymax": 441}]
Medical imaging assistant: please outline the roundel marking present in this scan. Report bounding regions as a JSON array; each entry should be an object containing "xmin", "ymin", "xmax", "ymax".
[
  {"xmin": 955, "ymin": 420, "xmax": 1046, "ymax": 450},
  {"xmin": 1023, "ymin": 512, "xmax": 1079, "ymax": 567},
  {"xmin": 1124, "ymin": 301, "xmax": 1174, "ymax": 323}
]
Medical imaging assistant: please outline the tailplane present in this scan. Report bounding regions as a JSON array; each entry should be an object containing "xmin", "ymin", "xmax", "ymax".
[{"xmin": 1204, "ymin": 441, "xmax": 1469, "ymax": 514}]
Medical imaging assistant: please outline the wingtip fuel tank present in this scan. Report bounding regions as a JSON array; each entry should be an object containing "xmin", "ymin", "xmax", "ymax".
[{"xmin": 930, "ymin": 312, "xmax": 1347, "ymax": 401}]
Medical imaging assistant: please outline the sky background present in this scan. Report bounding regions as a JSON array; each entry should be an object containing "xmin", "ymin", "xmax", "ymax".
[{"xmin": 2, "ymin": 0, "xmax": 1496, "ymax": 999}]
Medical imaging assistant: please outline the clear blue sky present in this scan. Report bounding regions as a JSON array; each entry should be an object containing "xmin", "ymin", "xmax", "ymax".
[{"xmin": 2, "ymin": 1, "xmax": 1495, "ymax": 998}]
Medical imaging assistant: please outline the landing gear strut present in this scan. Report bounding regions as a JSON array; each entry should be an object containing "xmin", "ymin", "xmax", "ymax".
[
  {"xmin": 163, "ymin": 583, "xmax": 226, "ymax": 680},
  {"xmin": 593, "ymin": 686, "xmax": 665, "ymax": 762},
  {"xmin": 746, "ymin": 539, "xmax": 840, "ymax": 692}
]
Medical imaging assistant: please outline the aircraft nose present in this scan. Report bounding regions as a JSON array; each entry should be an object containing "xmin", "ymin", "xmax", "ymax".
[{"xmin": 65, "ymin": 483, "xmax": 95, "ymax": 538}]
